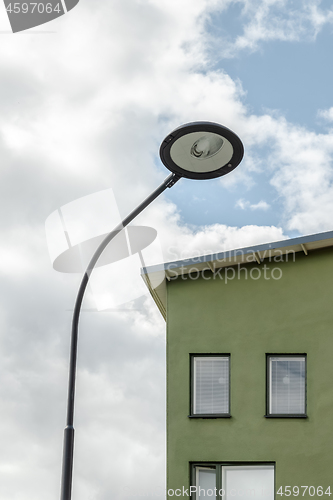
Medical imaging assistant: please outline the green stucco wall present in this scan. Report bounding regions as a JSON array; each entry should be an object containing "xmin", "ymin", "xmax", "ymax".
[{"xmin": 166, "ymin": 247, "xmax": 333, "ymax": 496}]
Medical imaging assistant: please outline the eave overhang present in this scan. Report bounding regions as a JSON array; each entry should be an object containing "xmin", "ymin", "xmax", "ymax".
[{"xmin": 141, "ymin": 230, "xmax": 333, "ymax": 320}]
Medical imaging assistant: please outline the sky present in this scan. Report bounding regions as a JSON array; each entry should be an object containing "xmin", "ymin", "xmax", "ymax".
[{"xmin": 0, "ymin": 0, "xmax": 333, "ymax": 499}]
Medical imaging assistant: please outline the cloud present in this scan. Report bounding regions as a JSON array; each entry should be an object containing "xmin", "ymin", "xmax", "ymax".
[
  {"xmin": 206, "ymin": 0, "xmax": 333, "ymax": 58},
  {"xmin": 235, "ymin": 198, "xmax": 270, "ymax": 211},
  {"xmin": 132, "ymin": 197, "xmax": 285, "ymax": 264},
  {"xmin": 1, "ymin": 0, "xmax": 333, "ymax": 499},
  {"xmin": 317, "ymin": 107, "xmax": 333, "ymax": 122},
  {"xmin": 265, "ymin": 121, "xmax": 333, "ymax": 233}
]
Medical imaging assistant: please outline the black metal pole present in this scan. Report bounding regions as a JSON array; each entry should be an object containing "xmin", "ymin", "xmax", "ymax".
[{"xmin": 60, "ymin": 173, "xmax": 180, "ymax": 500}]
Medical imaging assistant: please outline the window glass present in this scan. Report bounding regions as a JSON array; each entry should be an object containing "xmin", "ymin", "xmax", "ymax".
[
  {"xmin": 222, "ymin": 465, "xmax": 274, "ymax": 500},
  {"xmin": 196, "ymin": 467, "xmax": 216, "ymax": 499},
  {"xmin": 269, "ymin": 356, "xmax": 306, "ymax": 414},
  {"xmin": 193, "ymin": 356, "xmax": 229, "ymax": 414}
]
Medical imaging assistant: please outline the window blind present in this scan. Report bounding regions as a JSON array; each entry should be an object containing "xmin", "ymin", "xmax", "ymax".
[
  {"xmin": 269, "ymin": 356, "xmax": 305, "ymax": 414},
  {"xmin": 194, "ymin": 356, "xmax": 229, "ymax": 414}
]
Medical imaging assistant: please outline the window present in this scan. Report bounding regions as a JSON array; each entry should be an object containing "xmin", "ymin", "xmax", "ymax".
[
  {"xmin": 191, "ymin": 355, "xmax": 230, "ymax": 417},
  {"xmin": 193, "ymin": 464, "xmax": 274, "ymax": 500},
  {"xmin": 195, "ymin": 467, "xmax": 217, "ymax": 499},
  {"xmin": 267, "ymin": 354, "xmax": 306, "ymax": 417}
]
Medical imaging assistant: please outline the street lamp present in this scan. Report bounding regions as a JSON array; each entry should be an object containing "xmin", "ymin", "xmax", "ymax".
[{"xmin": 60, "ymin": 121, "xmax": 244, "ymax": 500}]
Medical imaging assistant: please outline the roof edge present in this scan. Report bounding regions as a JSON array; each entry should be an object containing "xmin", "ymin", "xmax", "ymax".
[{"xmin": 141, "ymin": 229, "xmax": 333, "ymax": 276}]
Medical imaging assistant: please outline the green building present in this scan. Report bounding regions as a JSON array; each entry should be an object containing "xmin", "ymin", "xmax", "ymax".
[{"xmin": 142, "ymin": 230, "xmax": 333, "ymax": 500}]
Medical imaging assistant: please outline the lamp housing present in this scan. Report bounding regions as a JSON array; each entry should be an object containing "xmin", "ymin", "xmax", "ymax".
[{"xmin": 159, "ymin": 121, "xmax": 244, "ymax": 180}]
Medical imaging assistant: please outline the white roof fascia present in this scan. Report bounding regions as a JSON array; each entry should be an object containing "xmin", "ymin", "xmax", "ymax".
[{"xmin": 141, "ymin": 230, "xmax": 333, "ymax": 319}]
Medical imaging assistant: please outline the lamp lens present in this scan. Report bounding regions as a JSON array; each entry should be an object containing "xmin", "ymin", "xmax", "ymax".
[{"xmin": 190, "ymin": 134, "xmax": 224, "ymax": 160}]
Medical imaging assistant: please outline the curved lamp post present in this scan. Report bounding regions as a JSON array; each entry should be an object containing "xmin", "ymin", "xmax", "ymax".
[{"xmin": 60, "ymin": 121, "xmax": 244, "ymax": 500}]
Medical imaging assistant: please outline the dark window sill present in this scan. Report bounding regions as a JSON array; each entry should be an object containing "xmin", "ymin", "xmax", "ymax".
[
  {"xmin": 188, "ymin": 414, "xmax": 231, "ymax": 419},
  {"xmin": 264, "ymin": 414, "xmax": 308, "ymax": 419}
]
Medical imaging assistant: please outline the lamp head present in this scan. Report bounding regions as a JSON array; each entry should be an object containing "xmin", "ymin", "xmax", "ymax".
[{"xmin": 159, "ymin": 121, "xmax": 244, "ymax": 180}]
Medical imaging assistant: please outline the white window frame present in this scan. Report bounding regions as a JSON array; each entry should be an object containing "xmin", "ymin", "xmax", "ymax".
[
  {"xmin": 221, "ymin": 464, "xmax": 274, "ymax": 499},
  {"xmin": 195, "ymin": 466, "xmax": 217, "ymax": 499},
  {"xmin": 191, "ymin": 355, "xmax": 230, "ymax": 417},
  {"xmin": 267, "ymin": 354, "xmax": 306, "ymax": 417},
  {"xmin": 192, "ymin": 463, "xmax": 275, "ymax": 500}
]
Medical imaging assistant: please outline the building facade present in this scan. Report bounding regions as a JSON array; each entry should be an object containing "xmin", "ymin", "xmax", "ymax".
[{"xmin": 142, "ymin": 231, "xmax": 333, "ymax": 500}]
